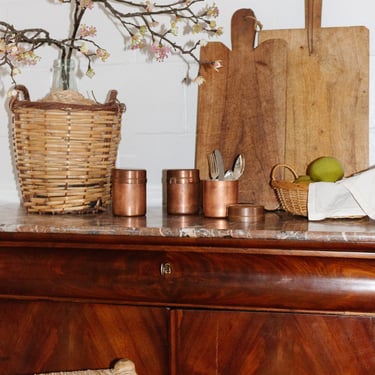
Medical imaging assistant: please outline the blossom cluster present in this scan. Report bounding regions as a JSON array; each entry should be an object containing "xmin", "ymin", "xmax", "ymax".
[
  {"xmin": 0, "ymin": 39, "xmax": 41, "ymax": 77},
  {"xmin": 0, "ymin": 0, "xmax": 223, "ymax": 88}
]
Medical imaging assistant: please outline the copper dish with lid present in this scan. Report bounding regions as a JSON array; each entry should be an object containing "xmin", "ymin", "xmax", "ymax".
[{"xmin": 227, "ymin": 203, "xmax": 264, "ymax": 223}]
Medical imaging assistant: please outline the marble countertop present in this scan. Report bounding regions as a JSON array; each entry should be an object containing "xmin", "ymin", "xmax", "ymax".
[{"xmin": 1, "ymin": 202, "xmax": 375, "ymax": 243}]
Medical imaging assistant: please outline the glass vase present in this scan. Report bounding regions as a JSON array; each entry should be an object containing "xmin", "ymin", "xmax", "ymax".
[{"xmin": 52, "ymin": 58, "xmax": 77, "ymax": 91}]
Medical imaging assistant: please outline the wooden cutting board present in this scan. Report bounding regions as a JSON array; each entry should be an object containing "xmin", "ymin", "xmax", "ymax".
[
  {"xmin": 259, "ymin": 0, "xmax": 369, "ymax": 176},
  {"xmin": 195, "ymin": 8, "xmax": 288, "ymax": 209}
]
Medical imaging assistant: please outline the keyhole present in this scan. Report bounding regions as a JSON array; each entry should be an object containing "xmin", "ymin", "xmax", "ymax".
[{"xmin": 160, "ymin": 262, "xmax": 173, "ymax": 276}]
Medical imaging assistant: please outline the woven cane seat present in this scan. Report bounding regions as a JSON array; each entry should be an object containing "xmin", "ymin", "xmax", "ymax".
[{"xmin": 34, "ymin": 359, "xmax": 137, "ymax": 375}]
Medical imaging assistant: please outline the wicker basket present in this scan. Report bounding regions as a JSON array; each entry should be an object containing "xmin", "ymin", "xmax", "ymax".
[
  {"xmin": 270, "ymin": 163, "xmax": 309, "ymax": 217},
  {"xmin": 9, "ymin": 85, "xmax": 125, "ymax": 214}
]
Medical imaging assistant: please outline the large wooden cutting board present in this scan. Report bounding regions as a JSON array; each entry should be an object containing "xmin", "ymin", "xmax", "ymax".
[
  {"xmin": 195, "ymin": 8, "xmax": 288, "ymax": 209},
  {"xmin": 259, "ymin": 0, "xmax": 369, "ymax": 176}
]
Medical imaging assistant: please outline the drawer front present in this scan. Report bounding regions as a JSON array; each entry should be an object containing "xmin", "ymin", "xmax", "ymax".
[
  {"xmin": 160, "ymin": 251, "xmax": 375, "ymax": 312},
  {"xmin": 1, "ymin": 244, "xmax": 375, "ymax": 312},
  {"xmin": 0, "ymin": 246, "xmax": 167, "ymax": 302}
]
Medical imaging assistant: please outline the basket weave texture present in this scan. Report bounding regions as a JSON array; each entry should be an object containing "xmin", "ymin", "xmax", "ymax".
[
  {"xmin": 10, "ymin": 85, "xmax": 125, "ymax": 214},
  {"xmin": 34, "ymin": 358, "xmax": 137, "ymax": 374},
  {"xmin": 270, "ymin": 163, "xmax": 309, "ymax": 217}
]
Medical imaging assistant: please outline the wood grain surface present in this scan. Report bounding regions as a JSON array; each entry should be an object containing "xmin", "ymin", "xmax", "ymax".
[
  {"xmin": 2, "ymin": 230, "xmax": 375, "ymax": 374},
  {"xmin": 195, "ymin": 8, "xmax": 288, "ymax": 210},
  {"xmin": 259, "ymin": 0, "xmax": 369, "ymax": 176},
  {"xmin": 0, "ymin": 301, "xmax": 168, "ymax": 375},
  {"xmin": 173, "ymin": 309, "xmax": 375, "ymax": 374}
]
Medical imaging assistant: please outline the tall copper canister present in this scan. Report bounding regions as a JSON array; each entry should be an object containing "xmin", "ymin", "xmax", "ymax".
[
  {"xmin": 166, "ymin": 169, "xmax": 200, "ymax": 215},
  {"xmin": 112, "ymin": 169, "xmax": 147, "ymax": 216}
]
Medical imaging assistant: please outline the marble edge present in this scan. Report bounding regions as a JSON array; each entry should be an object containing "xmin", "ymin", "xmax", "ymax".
[
  {"xmin": 1, "ymin": 203, "xmax": 375, "ymax": 243},
  {"xmin": 1, "ymin": 223, "xmax": 375, "ymax": 243}
]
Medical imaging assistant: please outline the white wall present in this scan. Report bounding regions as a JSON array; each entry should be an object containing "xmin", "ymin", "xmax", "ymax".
[{"xmin": 1, "ymin": 0, "xmax": 375, "ymax": 206}]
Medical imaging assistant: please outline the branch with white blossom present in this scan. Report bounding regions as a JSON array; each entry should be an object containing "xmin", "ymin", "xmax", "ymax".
[{"xmin": 0, "ymin": 0, "xmax": 223, "ymax": 88}]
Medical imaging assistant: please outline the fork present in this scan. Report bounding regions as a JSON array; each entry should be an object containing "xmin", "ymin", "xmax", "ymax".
[
  {"xmin": 214, "ymin": 149, "xmax": 225, "ymax": 180},
  {"xmin": 208, "ymin": 152, "xmax": 219, "ymax": 180}
]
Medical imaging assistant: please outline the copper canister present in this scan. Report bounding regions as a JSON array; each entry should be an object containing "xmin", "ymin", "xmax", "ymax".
[
  {"xmin": 112, "ymin": 169, "xmax": 147, "ymax": 216},
  {"xmin": 227, "ymin": 204, "xmax": 264, "ymax": 223},
  {"xmin": 166, "ymin": 169, "xmax": 200, "ymax": 215},
  {"xmin": 202, "ymin": 179, "xmax": 239, "ymax": 218}
]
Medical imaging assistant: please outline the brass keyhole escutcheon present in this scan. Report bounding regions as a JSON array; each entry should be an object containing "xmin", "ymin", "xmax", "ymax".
[{"xmin": 160, "ymin": 262, "xmax": 173, "ymax": 276}]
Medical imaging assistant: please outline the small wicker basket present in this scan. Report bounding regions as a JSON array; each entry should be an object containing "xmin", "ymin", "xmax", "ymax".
[
  {"xmin": 270, "ymin": 163, "xmax": 309, "ymax": 217},
  {"xmin": 9, "ymin": 85, "xmax": 125, "ymax": 214}
]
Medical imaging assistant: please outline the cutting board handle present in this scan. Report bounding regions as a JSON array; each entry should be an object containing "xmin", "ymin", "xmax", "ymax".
[
  {"xmin": 231, "ymin": 8, "xmax": 259, "ymax": 51},
  {"xmin": 306, "ymin": 0, "xmax": 323, "ymax": 54}
]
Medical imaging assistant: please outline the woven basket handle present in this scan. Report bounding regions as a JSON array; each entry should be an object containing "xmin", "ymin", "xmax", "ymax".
[
  {"xmin": 271, "ymin": 163, "xmax": 299, "ymax": 182},
  {"xmin": 106, "ymin": 89, "xmax": 118, "ymax": 104},
  {"xmin": 9, "ymin": 84, "xmax": 30, "ymax": 110},
  {"xmin": 106, "ymin": 89, "xmax": 126, "ymax": 113}
]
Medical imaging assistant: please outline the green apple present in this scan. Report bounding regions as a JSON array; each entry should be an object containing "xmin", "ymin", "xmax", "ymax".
[
  {"xmin": 307, "ymin": 156, "xmax": 344, "ymax": 182},
  {"xmin": 293, "ymin": 175, "xmax": 312, "ymax": 184}
]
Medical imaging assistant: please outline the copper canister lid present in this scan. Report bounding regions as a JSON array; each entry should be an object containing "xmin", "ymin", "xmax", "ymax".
[
  {"xmin": 227, "ymin": 204, "xmax": 264, "ymax": 223},
  {"xmin": 166, "ymin": 169, "xmax": 200, "ymax": 184},
  {"xmin": 112, "ymin": 169, "xmax": 147, "ymax": 183}
]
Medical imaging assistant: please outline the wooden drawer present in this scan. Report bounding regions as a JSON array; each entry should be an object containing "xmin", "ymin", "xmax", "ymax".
[
  {"xmin": 161, "ymin": 251, "xmax": 375, "ymax": 312},
  {"xmin": 0, "ymin": 244, "xmax": 168, "ymax": 303},
  {"xmin": 1, "ymin": 236, "xmax": 375, "ymax": 312}
]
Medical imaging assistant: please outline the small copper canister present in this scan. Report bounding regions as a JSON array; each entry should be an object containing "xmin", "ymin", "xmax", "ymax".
[
  {"xmin": 166, "ymin": 169, "xmax": 200, "ymax": 215},
  {"xmin": 112, "ymin": 169, "xmax": 147, "ymax": 216},
  {"xmin": 202, "ymin": 179, "xmax": 239, "ymax": 218}
]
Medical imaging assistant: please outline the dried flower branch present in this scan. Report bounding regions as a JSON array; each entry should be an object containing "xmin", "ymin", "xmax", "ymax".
[{"xmin": 0, "ymin": 0, "xmax": 223, "ymax": 89}]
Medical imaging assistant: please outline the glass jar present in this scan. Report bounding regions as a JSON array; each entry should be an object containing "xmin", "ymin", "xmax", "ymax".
[{"xmin": 52, "ymin": 58, "xmax": 77, "ymax": 91}]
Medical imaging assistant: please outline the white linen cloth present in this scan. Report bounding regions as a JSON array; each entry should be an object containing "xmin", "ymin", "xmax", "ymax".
[{"xmin": 307, "ymin": 167, "xmax": 375, "ymax": 221}]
